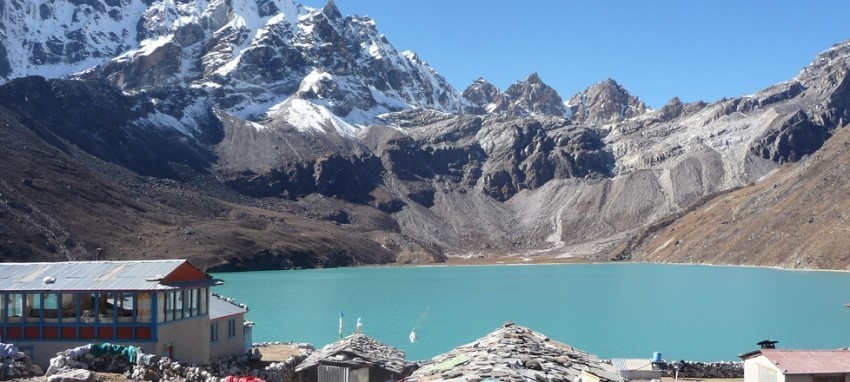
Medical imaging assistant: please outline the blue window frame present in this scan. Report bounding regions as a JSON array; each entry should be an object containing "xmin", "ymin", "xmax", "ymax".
[
  {"xmin": 210, "ymin": 322, "xmax": 219, "ymax": 343},
  {"xmin": 227, "ymin": 319, "xmax": 236, "ymax": 338}
]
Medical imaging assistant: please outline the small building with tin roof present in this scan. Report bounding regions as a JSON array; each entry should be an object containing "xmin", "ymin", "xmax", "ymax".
[
  {"xmin": 0, "ymin": 260, "xmax": 243, "ymax": 367},
  {"xmin": 740, "ymin": 348, "xmax": 850, "ymax": 382},
  {"xmin": 407, "ymin": 322, "xmax": 623, "ymax": 382},
  {"xmin": 295, "ymin": 333, "xmax": 407, "ymax": 382},
  {"xmin": 209, "ymin": 294, "xmax": 251, "ymax": 361},
  {"xmin": 610, "ymin": 358, "xmax": 664, "ymax": 380}
]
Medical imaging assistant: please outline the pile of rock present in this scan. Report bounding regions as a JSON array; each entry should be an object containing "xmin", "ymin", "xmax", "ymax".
[
  {"xmin": 408, "ymin": 323, "xmax": 623, "ymax": 382},
  {"xmin": 46, "ymin": 344, "xmax": 144, "ymax": 377},
  {"xmin": 664, "ymin": 360, "xmax": 743, "ymax": 379},
  {"xmin": 295, "ymin": 334, "xmax": 407, "ymax": 381},
  {"xmin": 0, "ymin": 343, "xmax": 42, "ymax": 380},
  {"xmin": 253, "ymin": 342, "xmax": 314, "ymax": 352},
  {"xmin": 124, "ymin": 352, "xmax": 310, "ymax": 382}
]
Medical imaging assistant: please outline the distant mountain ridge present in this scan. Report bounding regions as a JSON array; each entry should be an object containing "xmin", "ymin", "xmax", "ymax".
[{"xmin": 1, "ymin": 0, "xmax": 849, "ymax": 270}]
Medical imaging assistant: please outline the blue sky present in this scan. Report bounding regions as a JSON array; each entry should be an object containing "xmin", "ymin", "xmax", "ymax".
[{"xmin": 302, "ymin": 1, "xmax": 850, "ymax": 108}]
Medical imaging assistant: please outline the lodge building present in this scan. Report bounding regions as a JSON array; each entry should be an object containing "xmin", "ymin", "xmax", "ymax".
[{"xmin": 0, "ymin": 260, "xmax": 248, "ymax": 367}]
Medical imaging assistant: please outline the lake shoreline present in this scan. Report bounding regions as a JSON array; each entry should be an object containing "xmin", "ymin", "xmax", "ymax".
[{"xmin": 382, "ymin": 255, "xmax": 850, "ymax": 274}]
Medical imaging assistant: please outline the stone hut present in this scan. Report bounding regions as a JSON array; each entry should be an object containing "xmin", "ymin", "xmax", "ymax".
[
  {"xmin": 295, "ymin": 334, "xmax": 406, "ymax": 382},
  {"xmin": 407, "ymin": 322, "xmax": 623, "ymax": 382}
]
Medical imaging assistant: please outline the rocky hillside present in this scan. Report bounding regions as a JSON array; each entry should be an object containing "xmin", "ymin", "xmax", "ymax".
[
  {"xmin": 625, "ymin": 119, "xmax": 850, "ymax": 270},
  {"xmin": 0, "ymin": 77, "xmax": 438, "ymax": 270},
  {"xmin": 1, "ymin": 0, "xmax": 849, "ymax": 270}
]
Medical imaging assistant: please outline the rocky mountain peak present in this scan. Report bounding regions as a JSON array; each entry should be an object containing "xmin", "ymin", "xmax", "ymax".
[
  {"xmin": 525, "ymin": 72, "xmax": 544, "ymax": 85},
  {"xmin": 489, "ymin": 73, "xmax": 567, "ymax": 117},
  {"xmin": 567, "ymin": 78, "xmax": 647, "ymax": 124},
  {"xmin": 462, "ymin": 78, "xmax": 500, "ymax": 114},
  {"xmin": 321, "ymin": 0, "xmax": 343, "ymax": 20}
]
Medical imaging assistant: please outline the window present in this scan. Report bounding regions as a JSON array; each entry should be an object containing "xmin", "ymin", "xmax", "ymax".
[
  {"xmin": 175, "ymin": 291, "xmax": 184, "ymax": 320},
  {"xmin": 200, "ymin": 288, "xmax": 208, "ymax": 315},
  {"xmin": 78, "ymin": 293, "xmax": 99, "ymax": 323},
  {"xmin": 759, "ymin": 365, "xmax": 777, "ymax": 382},
  {"xmin": 161, "ymin": 292, "xmax": 170, "ymax": 322},
  {"xmin": 43, "ymin": 293, "xmax": 59, "ymax": 320},
  {"xmin": 165, "ymin": 291, "xmax": 182, "ymax": 321},
  {"xmin": 110, "ymin": 293, "xmax": 135, "ymax": 322},
  {"xmin": 61, "ymin": 294, "xmax": 77, "ymax": 323},
  {"xmin": 24, "ymin": 293, "xmax": 42, "ymax": 322},
  {"xmin": 210, "ymin": 322, "xmax": 219, "ymax": 343},
  {"xmin": 137, "ymin": 293, "xmax": 152, "ymax": 323},
  {"xmin": 227, "ymin": 318, "xmax": 237, "ymax": 338},
  {"xmin": 7, "ymin": 294, "xmax": 23, "ymax": 320},
  {"xmin": 97, "ymin": 293, "xmax": 115, "ymax": 324},
  {"xmin": 190, "ymin": 289, "xmax": 199, "ymax": 317}
]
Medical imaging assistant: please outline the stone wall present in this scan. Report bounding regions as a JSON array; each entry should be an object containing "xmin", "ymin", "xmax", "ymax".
[
  {"xmin": 662, "ymin": 361, "xmax": 743, "ymax": 379},
  {"xmin": 0, "ymin": 343, "xmax": 43, "ymax": 380}
]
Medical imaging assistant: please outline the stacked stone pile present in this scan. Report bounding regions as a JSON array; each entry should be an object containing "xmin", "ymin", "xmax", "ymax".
[
  {"xmin": 46, "ymin": 344, "xmax": 143, "ymax": 377},
  {"xmin": 663, "ymin": 361, "xmax": 743, "ymax": 379},
  {"xmin": 45, "ymin": 342, "xmax": 313, "ymax": 382},
  {"xmin": 253, "ymin": 342, "xmax": 315, "ymax": 352},
  {"xmin": 295, "ymin": 334, "xmax": 407, "ymax": 380},
  {"xmin": 122, "ymin": 351, "xmax": 310, "ymax": 382},
  {"xmin": 0, "ymin": 343, "xmax": 43, "ymax": 380},
  {"xmin": 408, "ymin": 323, "xmax": 623, "ymax": 382}
]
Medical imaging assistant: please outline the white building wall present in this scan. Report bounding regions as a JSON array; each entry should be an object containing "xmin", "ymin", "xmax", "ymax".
[
  {"xmin": 156, "ymin": 316, "xmax": 211, "ymax": 364},
  {"xmin": 210, "ymin": 314, "xmax": 246, "ymax": 360},
  {"xmin": 744, "ymin": 355, "xmax": 787, "ymax": 382}
]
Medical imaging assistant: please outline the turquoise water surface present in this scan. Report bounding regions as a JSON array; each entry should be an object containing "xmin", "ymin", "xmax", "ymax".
[{"xmin": 212, "ymin": 263, "xmax": 850, "ymax": 361}]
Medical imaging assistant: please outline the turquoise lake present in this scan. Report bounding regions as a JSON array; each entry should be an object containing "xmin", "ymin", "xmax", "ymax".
[{"xmin": 212, "ymin": 263, "xmax": 850, "ymax": 361}]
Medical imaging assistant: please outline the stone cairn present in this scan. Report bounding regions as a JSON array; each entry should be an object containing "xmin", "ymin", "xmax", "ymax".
[
  {"xmin": 45, "ymin": 342, "xmax": 314, "ymax": 382},
  {"xmin": 0, "ymin": 343, "xmax": 43, "ymax": 380}
]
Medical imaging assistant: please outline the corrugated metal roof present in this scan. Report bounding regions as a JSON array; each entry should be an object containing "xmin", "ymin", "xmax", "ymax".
[
  {"xmin": 0, "ymin": 260, "xmax": 214, "ymax": 291},
  {"xmin": 759, "ymin": 349, "xmax": 850, "ymax": 374},
  {"xmin": 209, "ymin": 295, "xmax": 248, "ymax": 320}
]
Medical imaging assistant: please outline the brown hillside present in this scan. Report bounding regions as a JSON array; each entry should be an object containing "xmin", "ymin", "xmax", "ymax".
[
  {"xmin": 0, "ymin": 106, "xmax": 439, "ymax": 270},
  {"xmin": 631, "ymin": 125, "xmax": 850, "ymax": 270}
]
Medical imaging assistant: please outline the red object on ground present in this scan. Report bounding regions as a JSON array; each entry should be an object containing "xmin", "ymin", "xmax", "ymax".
[{"xmin": 224, "ymin": 376, "xmax": 265, "ymax": 382}]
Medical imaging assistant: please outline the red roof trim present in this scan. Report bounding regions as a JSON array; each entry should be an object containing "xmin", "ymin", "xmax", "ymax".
[{"xmin": 161, "ymin": 261, "xmax": 212, "ymax": 284}]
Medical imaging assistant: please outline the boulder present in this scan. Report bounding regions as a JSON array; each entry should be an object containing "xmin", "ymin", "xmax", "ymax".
[{"xmin": 46, "ymin": 368, "xmax": 95, "ymax": 382}]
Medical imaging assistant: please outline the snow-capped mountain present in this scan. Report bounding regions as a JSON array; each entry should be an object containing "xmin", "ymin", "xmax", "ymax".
[
  {"xmin": 0, "ymin": 0, "xmax": 463, "ymax": 135},
  {"xmin": 2, "ymin": 0, "xmax": 850, "ymax": 270}
]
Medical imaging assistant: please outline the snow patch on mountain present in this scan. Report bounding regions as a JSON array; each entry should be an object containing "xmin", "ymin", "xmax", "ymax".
[
  {"xmin": 0, "ymin": 0, "xmax": 148, "ymax": 79},
  {"xmin": 135, "ymin": 96, "xmax": 212, "ymax": 138},
  {"xmin": 269, "ymin": 98, "xmax": 359, "ymax": 138}
]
